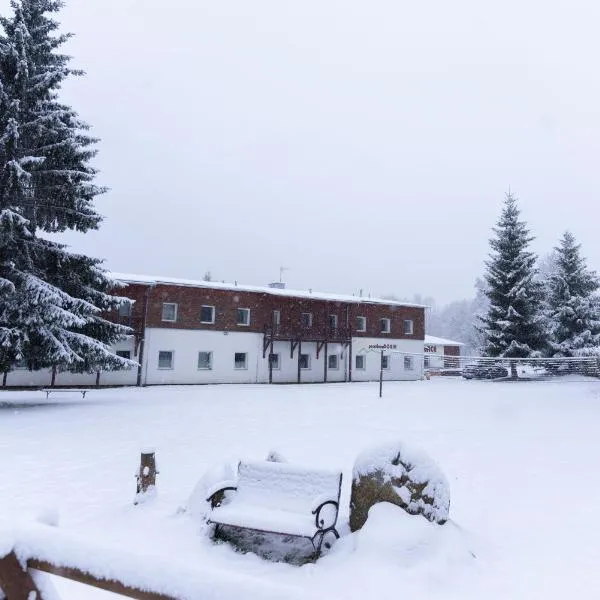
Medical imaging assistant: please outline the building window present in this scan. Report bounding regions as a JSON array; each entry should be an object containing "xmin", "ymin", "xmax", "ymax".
[
  {"xmin": 404, "ymin": 320, "xmax": 414, "ymax": 335},
  {"xmin": 234, "ymin": 352, "xmax": 248, "ymax": 370},
  {"xmin": 299, "ymin": 353, "xmax": 310, "ymax": 369},
  {"xmin": 273, "ymin": 310, "xmax": 281, "ymax": 327},
  {"xmin": 268, "ymin": 353, "xmax": 280, "ymax": 369},
  {"xmin": 424, "ymin": 356, "xmax": 430, "ymax": 368},
  {"xmin": 380, "ymin": 318, "xmax": 391, "ymax": 334},
  {"xmin": 118, "ymin": 302, "xmax": 132, "ymax": 317},
  {"xmin": 328, "ymin": 354, "xmax": 339, "ymax": 370},
  {"xmin": 198, "ymin": 351, "xmax": 213, "ymax": 370},
  {"xmin": 116, "ymin": 350, "xmax": 131, "ymax": 360},
  {"xmin": 404, "ymin": 356, "xmax": 414, "ymax": 370},
  {"xmin": 161, "ymin": 303, "xmax": 177, "ymax": 322},
  {"xmin": 200, "ymin": 305, "xmax": 215, "ymax": 324},
  {"xmin": 300, "ymin": 312, "xmax": 313, "ymax": 328},
  {"xmin": 328, "ymin": 314, "xmax": 338, "ymax": 329},
  {"xmin": 237, "ymin": 308, "xmax": 250, "ymax": 326},
  {"xmin": 158, "ymin": 351, "xmax": 174, "ymax": 369},
  {"xmin": 355, "ymin": 355, "xmax": 366, "ymax": 370},
  {"xmin": 381, "ymin": 355, "xmax": 390, "ymax": 370},
  {"xmin": 356, "ymin": 316, "xmax": 366, "ymax": 332}
]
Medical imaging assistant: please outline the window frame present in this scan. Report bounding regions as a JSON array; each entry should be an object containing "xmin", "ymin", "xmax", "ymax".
[
  {"xmin": 236, "ymin": 308, "xmax": 251, "ymax": 326},
  {"xmin": 300, "ymin": 312, "xmax": 313, "ymax": 328},
  {"xmin": 197, "ymin": 351, "xmax": 213, "ymax": 370},
  {"xmin": 404, "ymin": 355, "xmax": 414, "ymax": 370},
  {"xmin": 234, "ymin": 352, "xmax": 248, "ymax": 370},
  {"xmin": 328, "ymin": 354, "xmax": 339, "ymax": 370},
  {"xmin": 118, "ymin": 302, "xmax": 132, "ymax": 318},
  {"xmin": 299, "ymin": 353, "xmax": 311, "ymax": 370},
  {"xmin": 272, "ymin": 310, "xmax": 281, "ymax": 327},
  {"xmin": 380, "ymin": 318, "xmax": 391, "ymax": 334},
  {"xmin": 356, "ymin": 315, "xmax": 366, "ymax": 332},
  {"xmin": 355, "ymin": 354, "xmax": 366, "ymax": 370},
  {"xmin": 403, "ymin": 319, "xmax": 414, "ymax": 335},
  {"xmin": 381, "ymin": 354, "xmax": 390, "ymax": 370},
  {"xmin": 200, "ymin": 305, "xmax": 216, "ymax": 324},
  {"xmin": 158, "ymin": 350, "xmax": 174, "ymax": 370},
  {"xmin": 328, "ymin": 314, "xmax": 338, "ymax": 329},
  {"xmin": 161, "ymin": 302, "xmax": 178, "ymax": 323},
  {"xmin": 268, "ymin": 353, "xmax": 280, "ymax": 370}
]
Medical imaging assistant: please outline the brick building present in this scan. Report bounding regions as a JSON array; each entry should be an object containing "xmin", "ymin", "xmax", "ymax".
[{"xmin": 5, "ymin": 274, "xmax": 427, "ymax": 387}]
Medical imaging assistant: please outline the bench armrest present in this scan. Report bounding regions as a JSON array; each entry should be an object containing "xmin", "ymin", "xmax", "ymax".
[
  {"xmin": 312, "ymin": 499, "xmax": 339, "ymax": 530},
  {"xmin": 206, "ymin": 481, "xmax": 237, "ymax": 508}
]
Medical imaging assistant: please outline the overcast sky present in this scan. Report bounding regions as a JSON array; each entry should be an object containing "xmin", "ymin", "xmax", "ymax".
[{"xmin": 5, "ymin": 0, "xmax": 600, "ymax": 304}]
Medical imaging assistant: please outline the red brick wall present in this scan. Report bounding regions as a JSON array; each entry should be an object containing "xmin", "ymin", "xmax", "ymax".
[
  {"xmin": 443, "ymin": 345, "xmax": 461, "ymax": 356},
  {"xmin": 111, "ymin": 282, "xmax": 425, "ymax": 341}
]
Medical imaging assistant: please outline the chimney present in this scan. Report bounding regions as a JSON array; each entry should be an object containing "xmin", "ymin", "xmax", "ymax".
[{"xmin": 268, "ymin": 282, "xmax": 286, "ymax": 289}]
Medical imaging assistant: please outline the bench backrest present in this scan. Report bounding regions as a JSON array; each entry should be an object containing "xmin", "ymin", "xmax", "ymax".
[{"xmin": 235, "ymin": 460, "xmax": 342, "ymax": 514}]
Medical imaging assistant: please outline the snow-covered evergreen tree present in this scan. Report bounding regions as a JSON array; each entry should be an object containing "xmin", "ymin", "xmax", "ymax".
[
  {"xmin": 546, "ymin": 231, "xmax": 600, "ymax": 357},
  {"xmin": 0, "ymin": 0, "xmax": 132, "ymax": 376},
  {"xmin": 479, "ymin": 192, "xmax": 547, "ymax": 360}
]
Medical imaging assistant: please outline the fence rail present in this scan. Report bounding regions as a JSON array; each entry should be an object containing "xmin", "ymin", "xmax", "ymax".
[{"xmin": 0, "ymin": 523, "xmax": 312, "ymax": 600}]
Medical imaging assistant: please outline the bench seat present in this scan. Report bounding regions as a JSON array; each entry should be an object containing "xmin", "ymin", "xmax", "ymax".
[
  {"xmin": 211, "ymin": 504, "xmax": 316, "ymax": 538},
  {"xmin": 207, "ymin": 459, "xmax": 343, "ymax": 557}
]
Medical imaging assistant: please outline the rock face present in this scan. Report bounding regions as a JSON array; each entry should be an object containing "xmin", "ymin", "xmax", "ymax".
[{"xmin": 350, "ymin": 441, "xmax": 450, "ymax": 532}]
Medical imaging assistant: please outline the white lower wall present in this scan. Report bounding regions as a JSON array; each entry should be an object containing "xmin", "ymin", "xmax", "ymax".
[
  {"xmin": 142, "ymin": 328, "xmax": 265, "ymax": 385},
  {"xmin": 3, "ymin": 338, "xmax": 138, "ymax": 388},
  {"xmin": 2, "ymin": 331, "xmax": 425, "ymax": 387}
]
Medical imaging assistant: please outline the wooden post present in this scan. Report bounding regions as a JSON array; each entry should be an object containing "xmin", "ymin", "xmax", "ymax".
[
  {"xmin": 0, "ymin": 552, "xmax": 42, "ymax": 600},
  {"xmin": 379, "ymin": 350, "xmax": 384, "ymax": 398},
  {"xmin": 134, "ymin": 449, "xmax": 157, "ymax": 504},
  {"xmin": 268, "ymin": 339, "xmax": 274, "ymax": 384}
]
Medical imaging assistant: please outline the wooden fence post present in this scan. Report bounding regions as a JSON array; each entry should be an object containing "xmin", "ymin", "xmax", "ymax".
[
  {"xmin": 0, "ymin": 552, "xmax": 42, "ymax": 600},
  {"xmin": 134, "ymin": 449, "xmax": 157, "ymax": 504}
]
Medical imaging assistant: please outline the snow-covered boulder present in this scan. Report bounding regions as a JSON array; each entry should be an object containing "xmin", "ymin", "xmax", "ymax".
[{"xmin": 350, "ymin": 441, "xmax": 450, "ymax": 531}]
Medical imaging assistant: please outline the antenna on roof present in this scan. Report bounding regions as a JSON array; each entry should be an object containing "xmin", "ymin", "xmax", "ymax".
[{"xmin": 279, "ymin": 266, "xmax": 289, "ymax": 283}]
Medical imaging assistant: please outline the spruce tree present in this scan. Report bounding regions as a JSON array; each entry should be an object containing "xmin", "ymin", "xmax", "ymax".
[
  {"xmin": 480, "ymin": 193, "xmax": 547, "ymax": 363},
  {"xmin": 547, "ymin": 231, "xmax": 600, "ymax": 357},
  {"xmin": 0, "ymin": 0, "xmax": 132, "ymax": 376}
]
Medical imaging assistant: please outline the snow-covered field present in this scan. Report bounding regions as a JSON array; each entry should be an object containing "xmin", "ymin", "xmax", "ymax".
[{"xmin": 1, "ymin": 378, "xmax": 599, "ymax": 599}]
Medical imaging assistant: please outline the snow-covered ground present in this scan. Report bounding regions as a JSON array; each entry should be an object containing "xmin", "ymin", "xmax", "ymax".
[{"xmin": 1, "ymin": 378, "xmax": 599, "ymax": 599}]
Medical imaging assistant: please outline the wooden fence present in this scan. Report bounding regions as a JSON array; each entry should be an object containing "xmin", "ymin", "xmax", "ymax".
[{"xmin": 0, "ymin": 523, "xmax": 312, "ymax": 600}]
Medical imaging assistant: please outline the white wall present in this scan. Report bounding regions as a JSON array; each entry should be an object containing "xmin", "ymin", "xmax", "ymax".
[
  {"xmin": 269, "ymin": 341, "xmax": 349, "ymax": 384},
  {"xmin": 143, "ymin": 328, "xmax": 266, "ymax": 385},
  {"xmin": 351, "ymin": 337, "xmax": 424, "ymax": 381},
  {"xmin": 3, "ymin": 338, "xmax": 138, "ymax": 388},
  {"xmin": 142, "ymin": 330, "xmax": 352, "ymax": 385},
  {"xmin": 3, "ymin": 332, "xmax": 424, "ymax": 387}
]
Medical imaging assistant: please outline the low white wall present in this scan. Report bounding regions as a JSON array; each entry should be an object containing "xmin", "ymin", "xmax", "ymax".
[
  {"xmin": 2, "ymin": 332, "xmax": 425, "ymax": 387},
  {"xmin": 3, "ymin": 338, "xmax": 138, "ymax": 387}
]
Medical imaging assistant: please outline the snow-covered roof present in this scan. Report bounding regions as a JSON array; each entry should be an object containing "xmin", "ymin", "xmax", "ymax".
[
  {"xmin": 425, "ymin": 335, "xmax": 465, "ymax": 347},
  {"xmin": 110, "ymin": 272, "xmax": 427, "ymax": 308}
]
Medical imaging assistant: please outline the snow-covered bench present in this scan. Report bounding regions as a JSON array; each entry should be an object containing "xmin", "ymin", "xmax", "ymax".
[
  {"xmin": 206, "ymin": 460, "xmax": 343, "ymax": 556},
  {"xmin": 41, "ymin": 388, "xmax": 89, "ymax": 399}
]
